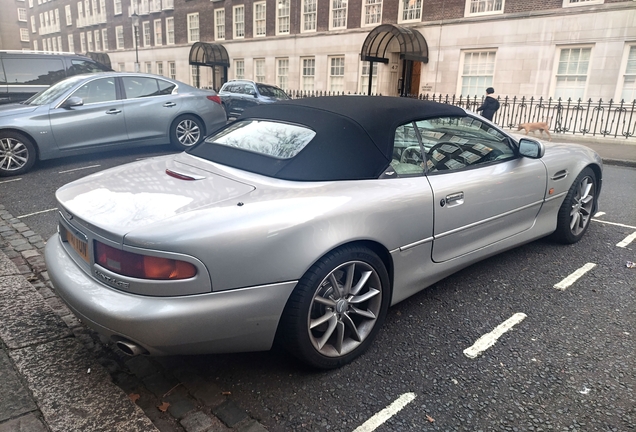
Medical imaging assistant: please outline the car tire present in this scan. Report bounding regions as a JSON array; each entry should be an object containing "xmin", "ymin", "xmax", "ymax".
[
  {"xmin": 0, "ymin": 131, "xmax": 37, "ymax": 177},
  {"xmin": 170, "ymin": 115, "xmax": 204, "ymax": 150},
  {"xmin": 279, "ymin": 246, "xmax": 390, "ymax": 369},
  {"xmin": 551, "ymin": 167, "xmax": 597, "ymax": 244}
]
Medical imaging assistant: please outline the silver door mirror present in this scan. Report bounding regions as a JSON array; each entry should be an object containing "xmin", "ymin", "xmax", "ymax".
[
  {"xmin": 61, "ymin": 96, "xmax": 84, "ymax": 109},
  {"xmin": 518, "ymin": 138, "xmax": 545, "ymax": 159}
]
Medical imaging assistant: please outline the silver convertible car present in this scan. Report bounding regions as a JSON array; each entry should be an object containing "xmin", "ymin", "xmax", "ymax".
[
  {"xmin": 45, "ymin": 96, "xmax": 602, "ymax": 369},
  {"xmin": 0, "ymin": 72, "xmax": 227, "ymax": 176}
]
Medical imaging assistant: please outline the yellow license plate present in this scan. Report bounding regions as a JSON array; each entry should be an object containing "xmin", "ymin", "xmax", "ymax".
[{"xmin": 65, "ymin": 229, "xmax": 89, "ymax": 263}]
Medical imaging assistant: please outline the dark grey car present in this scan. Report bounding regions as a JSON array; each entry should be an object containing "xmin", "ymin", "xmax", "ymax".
[
  {"xmin": 219, "ymin": 80, "xmax": 290, "ymax": 118},
  {"xmin": 0, "ymin": 72, "xmax": 227, "ymax": 176}
]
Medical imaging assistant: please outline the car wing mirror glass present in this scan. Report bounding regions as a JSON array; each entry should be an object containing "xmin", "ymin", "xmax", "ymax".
[
  {"xmin": 62, "ymin": 96, "xmax": 84, "ymax": 109},
  {"xmin": 518, "ymin": 138, "xmax": 545, "ymax": 159}
]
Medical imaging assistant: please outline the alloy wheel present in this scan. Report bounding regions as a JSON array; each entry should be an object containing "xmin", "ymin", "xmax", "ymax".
[
  {"xmin": 175, "ymin": 119, "xmax": 201, "ymax": 146},
  {"xmin": 569, "ymin": 174, "xmax": 595, "ymax": 236},
  {"xmin": 0, "ymin": 137, "xmax": 29, "ymax": 172}
]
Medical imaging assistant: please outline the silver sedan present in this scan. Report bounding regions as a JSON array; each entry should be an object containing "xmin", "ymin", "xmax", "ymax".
[
  {"xmin": 0, "ymin": 72, "xmax": 227, "ymax": 176},
  {"xmin": 44, "ymin": 96, "xmax": 602, "ymax": 369}
]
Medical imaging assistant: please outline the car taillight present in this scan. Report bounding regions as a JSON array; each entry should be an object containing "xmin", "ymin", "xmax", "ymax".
[
  {"xmin": 95, "ymin": 241, "xmax": 197, "ymax": 280},
  {"xmin": 207, "ymin": 95, "xmax": 222, "ymax": 105}
]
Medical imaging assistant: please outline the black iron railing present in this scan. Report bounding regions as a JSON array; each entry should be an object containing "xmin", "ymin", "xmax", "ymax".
[{"xmin": 286, "ymin": 90, "xmax": 636, "ymax": 139}]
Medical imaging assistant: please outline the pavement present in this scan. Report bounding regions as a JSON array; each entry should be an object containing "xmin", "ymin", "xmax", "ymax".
[{"xmin": 0, "ymin": 134, "xmax": 634, "ymax": 432}]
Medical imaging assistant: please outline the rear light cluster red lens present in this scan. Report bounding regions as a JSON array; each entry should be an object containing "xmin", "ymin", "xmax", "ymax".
[
  {"xmin": 207, "ymin": 95, "xmax": 222, "ymax": 105},
  {"xmin": 95, "ymin": 241, "xmax": 197, "ymax": 280}
]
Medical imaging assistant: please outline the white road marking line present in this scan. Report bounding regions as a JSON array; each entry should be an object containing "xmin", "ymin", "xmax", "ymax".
[
  {"xmin": 58, "ymin": 164, "xmax": 101, "ymax": 174},
  {"xmin": 617, "ymin": 231, "xmax": 636, "ymax": 248},
  {"xmin": 17, "ymin": 208, "xmax": 58, "ymax": 219},
  {"xmin": 554, "ymin": 263, "xmax": 596, "ymax": 290},
  {"xmin": 353, "ymin": 393, "xmax": 416, "ymax": 432},
  {"xmin": 463, "ymin": 313, "xmax": 527, "ymax": 359},
  {"xmin": 593, "ymin": 211, "xmax": 605, "ymax": 217},
  {"xmin": 0, "ymin": 178, "xmax": 22, "ymax": 184},
  {"xmin": 592, "ymin": 219, "xmax": 636, "ymax": 230}
]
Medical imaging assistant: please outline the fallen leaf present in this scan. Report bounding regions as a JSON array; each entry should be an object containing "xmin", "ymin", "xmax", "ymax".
[
  {"xmin": 157, "ymin": 402, "xmax": 170, "ymax": 412},
  {"xmin": 222, "ymin": 391, "xmax": 232, "ymax": 396},
  {"xmin": 426, "ymin": 415, "xmax": 435, "ymax": 423},
  {"xmin": 128, "ymin": 393, "xmax": 140, "ymax": 403}
]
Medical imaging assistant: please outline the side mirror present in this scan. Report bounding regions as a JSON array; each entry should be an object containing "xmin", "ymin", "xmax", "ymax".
[
  {"xmin": 61, "ymin": 96, "xmax": 84, "ymax": 109},
  {"xmin": 518, "ymin": 138, "xmax": 545, "ymax": 159}
]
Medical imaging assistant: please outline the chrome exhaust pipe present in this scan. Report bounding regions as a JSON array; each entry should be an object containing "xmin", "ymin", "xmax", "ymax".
[{"xmin": 115, "ymin": 340, "xmax": 148, "ymax": 356}]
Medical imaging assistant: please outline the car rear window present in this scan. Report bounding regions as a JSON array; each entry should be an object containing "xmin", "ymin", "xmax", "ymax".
[
  {"xmin": 204, "ymin": 120, "xmax": 315, "ymax": 159},
  {"xmin": 257, "ymin": 85, "xmax": 289, "ymax": 99},
  {"xmin": 1, "ymin": 58, "xmax": 65, "ymax": 85}
]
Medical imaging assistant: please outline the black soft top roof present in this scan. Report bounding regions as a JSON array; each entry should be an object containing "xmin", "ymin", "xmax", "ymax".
[{"xmin": 188, "ymin": 96, "xmax": 466, "ymax": 181}]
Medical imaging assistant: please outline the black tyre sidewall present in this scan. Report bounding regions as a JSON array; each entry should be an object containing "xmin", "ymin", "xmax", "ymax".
[
  {"xmin": 280, "ymin": 246, "xmax": 391, "ymax": 369},
  {"xmin": 170, "ymin": 115, "xmax": 204, "ymax": 150},
  {"xmin": 553, "ymin": 167, "xmax": 597, "ymax": 244},
  {"xmin": 0, "ymin": 131, "xmax": 37, "ymax": 176}
]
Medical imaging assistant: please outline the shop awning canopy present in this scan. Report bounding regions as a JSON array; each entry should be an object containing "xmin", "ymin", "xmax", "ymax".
[
  {"xmin": 360, "ymin": 24, "xmax": 429, "ymax": 64},
  {"xmin": 188, "ymin": 42, "xmax": 230, "ymax": 67}
]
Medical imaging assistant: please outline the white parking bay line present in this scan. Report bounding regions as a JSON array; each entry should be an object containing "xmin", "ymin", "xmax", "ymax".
[
  {"xmin": 18, "ymin": 208, "xmax": 58, "ymax": 219},
  {"xmin": 554, "ymin": 263, "xmax": 596, "ymax": 290},
  {"xmin": 58, "ymin": 164, "xmax": 101, "ymax": 174},
  {"xmin": 593, "ymin": 211, "xmax": 606, "ymax": 217},
  {"xmin": 617, "ymin": 231, "xmax": 636, "ymax": 248},
  {"xmin": 463, "ymin": 313, "xmax": 527, "ymax": 359},
  {"xmin": 0, "ymin": 178, "xmax": 22, "ymax": 184},
  {"xmin": 592, "ymin": 219, "xmax": 636, "ymax": 230},
  {"xmin": 352, "ymin": 393, "xmax": 416, "ymax": 432}
]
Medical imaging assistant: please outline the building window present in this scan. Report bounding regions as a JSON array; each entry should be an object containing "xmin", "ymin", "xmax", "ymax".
[
  {"xmin": 33, "ymin": 40, "xmax": 38, "ymax": 50},
  {"xmin": 330, "ymin": 0, "xmax": 347, "ymax": 29},
  {"xmin": 166, "ymin": 17, "xmax": 174, "ymax": 44},
  {"xmin": 31, "ymin": 16, "xmax": 36, "ymax": 33},
  {"xmin": 115, "ymin": 25, "xmax": 123, "ymax": 49},
  {"xmin": 113, "ymin": 0, "xmax": 121, "ymax": 15},
  {"xmin": 20, "ymin": 28, "xmax": 30, "ymax": 42},
  {"xmin": 301, "ymin": 57, "xmax": 315, "ymax": 91},
  {"xmin": 52, "ymin": 37, "xmax": 58, "ymax": 52},
  {"xmin": 77, "ymin": 2, "xmax": 83, "ymax": 19},
  {"xmin": 18, "ymin": 8, "xmax": 27, "ymax": 21},
  {"xmin": 80, "ymin": 32, "xmax": 86, "ymax": 52},
  {"xmin": 157, "ymin": 61, "xmax": 163, "ymax": 76},
  {"xmin": 215, "ymin": 9, "xmax": 225, "ymax": 40},
  {"xmin": 168, "ymin": 61, "xmax": 176, "ymax": 79},
  {"xmin": 233, "ymin": 6, "xmax": 244, "ymax": 39},
  {"xmin": 187, "ymin": 13, "xmax": 199, "ymax": 43},
  {"xmin": 65, "ymin": 4, "xmax": 72, "ymax": 25},
  {"xmin": 277, "ymin": 0, "xmax": 290, "ymax": 34},
  {"xmin": 563, "ymin": 0, "xmax": 603, "ymax": 7},
  {"xmin": 302, "ymin": 0, "xmax": 316, "ymax": 32},
  {"xmin": 277, "ymin": 58, "xmax": 289, "ymax": 90},
  {"xmin": 118, "ymin": 62, "xmax": 125, "ymax": 71},
  {"xmin": 235, "ymin": 59, "xmax": 245, "ymax": 79},
  {"xmin": 153, "ymin": 20, "xmax": 162, "ymax": 45},
  {"xmin": 554, "ymin": 47, "xmax": 591, "ymax": 100},
  {"xmin": 328, "ymin": 56, "xmax": 345, "ymax": 92},
  {"xmin": 359, "ymin": 61, "xmax": 378, "ymax": 93},
  {"xmin": 254, "ymin": 2, "xmax": 266, "ymax": 37},
  {"xmin": 363, "ymin": 0, "xmax": 382, "ymax": 25},
  {"xmin": 459, "ymin": 50, "xmax": 495, "ymax": 96},
  {"xmin": 143, "ymin": 21, "xmax": 150, "ymax": 46},
  {"xmin": 94, "ymin": 30, "xmax": 100, "ymax": 51},
  {"xmin": 102, "ymin": 28, "xmax": 108, "ymax": 50},
  {"xmin": 399, "ymin": 0, "xmax": 421, "ymax": 21},
  {"xmin": 191, "ymin": 65, "xmax": 199, "ymax": 87},
  {"xmin": 68, "ymin": 34, "xmax": 75, "ymax": 52},
  {"xmin": 58, "ymin": 36, "xmax": 62, "ymax": 51},
  {"xmin": 151, "ymin": 0, "xmax": 160, "ymax": 12},
  {"xmin": 87, "ymin": 31, "xmax": 93, "ymax": 51},
  {"xmin": 29, "ymin": 0, "xmax": 33, "ymax": 8},
  {"xmin": 466, "ymin": 0, "xmax": 504, "ymax": 16},
  {"xmin": 163, "ymin": 0, "xmax": 173, "ymax": 9},
  {"xmin": 254, "ymin": 59, "xmax": 265, "ymax": 82},
  {"xmin": 619, "ymin": 45, "xmax": 636, "ymax": 102},
  {"xmin": 145, "ymin": 62, "xmax": 152, "ymax": 73}
]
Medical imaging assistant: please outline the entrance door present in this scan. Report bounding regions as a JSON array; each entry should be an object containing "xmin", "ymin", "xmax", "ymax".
[{"xmin": 410, "ymin": 61, "xmax": 421, "ymax": 96}]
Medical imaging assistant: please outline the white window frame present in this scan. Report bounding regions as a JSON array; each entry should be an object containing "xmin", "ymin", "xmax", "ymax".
[
  {"xmin": 301, "ymin": 0, "xmax": 316, "ymax": 32},
  {"xmin": 154, "ymin": 19, "xmax": 162, "ymax": 46},
  {"xmin": 57, "ymin": 36, "xmax": 62, "ymax": 51},
  {"xmin": 359, "ymin": 60, "xmax": 378, "ymax": 94},
  {"xmin": 276, "ymin": 0, "xmax": 290, "ymax": 35},
  {"xmin": 616, "ymin": 44, "xmax": 636, "ymax": 103},
  {"xmin": 187, "ymin": 12, "xmax": 199, "ymax": 43},
  {"xmin": 163, "ymin": 0, "xmax": 173, "ymax": 9},
  {"xmin": 31, "ymin": 16, "xmax": 36, "ymax": 33},
  {"xmin": 102, "ymin": 28, "xmax": 108, "ymax": 50},
  {"xmin": 87, "ymin": 30, "xmax": 93, "ymax": 51},
  {"xmin": 20, "ymin": 28, "xmax": 30, "ymax": 42},
  {"xmin": 562, "ymin": 0, "xmax": 603, "ymax": 7},
  {"xmin": 168, "ymin": 61, "xmax": 176, "ymax": 79},
  {"xmin": 166, "ymin": 17, "xmax": 174, "ymax": 44},
  {"xmin": 362, "ymin": 0, "xmax": 382, "ymax": 26},
  {"xmin": 254, "ymin": 2, "xmax": 266, "ymax": 37},
  {"xmin": 550, "ymin": 45, "xmax": 593, "ymax": 101},
  {"xmin": 80, "ymin": 32, "xmax": 86, "ymax": 52},
  {"xmin": 142, "ymin": 21, "xmax": 151, "ymax": 46},
  {"xmin": 115, "ymin": 25, "xmax": 124, "ymax": 49},
  {"xmin": 18, "ymin": 8, "xmax": 27, "ymax": 21},
  {"xmin": 457, "ymin": 50, "xmax": 496, "ymax": 96},
  {"xmin": 398, "ymin": 0, "xmax": 422, "ymax": 22},
  {"xmin": 118, "ymin": 62, "xmax": 125, "ymax": 72},
  {"xmin": 301, "ymin": 57, "xmax": 315, "ymax": 91},
  {"xmin": 113, "ymin": 0, "xmax": 122, "ymax": 15},
  {"xmin": 464, "ymin": 0, "xmax": 504, "ymax": 17},
  {"xmin": 94, "ymin": 29, "xmax": 100, "ymax": 51},
  {"xmin": 191, "ymin": 64, "xmax": 199, "ymax": 87},
  {"xmin": 77, "ymin": 2, "xmax": 83, "ymax": 19},
  {"xmin": 215, "ymin": 8, "xmax": 225, "ymax": 40},
  {"xmin": 254, "ymin": 58, "xmax": 265, "ymax": 83},
  {"xmin": 29, "ymin": 0, "xmax": 33, "ymax": 8},
  {"xmin": 65, "ymin": 4, "xmax": 72, "ymax": 25},
  {"xmin": 145, "ymin": 61, "xmax": 152, "ymax": 73},
  {"xmin": 52, "ymin": 37, "xmax": 58, "ymax": 52},
  {"xmin": 328, "ymin": 56, "xmax": 345, "ymax": 92},
  {"xmin": 233, "ymin": 5, "xmax": 244, "ymax": 39},
  {"xmin": 234, "ymin": 59, "xmax": 245, "ymax": 79},
  {"xmin": 329, "ymin": 0, "xmax": 347, "ymax": 30},
  {"xmin": 157, "ymin": 61, "xmax": 163, "ymax": 76},
  {"xmin": 276, "ymin": 58, "xmax": 289, "ymax": 91},
  {"xmin": 68, "ymin": 34, "xmax": 75, "ymax": 52},
  {"xmin": 33, "ymin": 40, "xmax": 38, "ymax": 50}
]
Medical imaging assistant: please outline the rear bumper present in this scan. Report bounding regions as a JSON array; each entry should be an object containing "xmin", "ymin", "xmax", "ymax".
[{"xmin": 45, "ymin": 234, "xmax": 297, "ymax": 355}]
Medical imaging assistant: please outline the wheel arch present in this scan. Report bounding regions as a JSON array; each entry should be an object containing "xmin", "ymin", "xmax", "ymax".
[
  {"xmin": 170, "ymin": 112, "xmax": 207, "ymax": 137},
  {"xmin": 585, "ymin": 162, "xmax": 602, "ymax": 213},
  {"xmin": 0, "ymin": 127, "xmax": 40, "ymax": 160}
]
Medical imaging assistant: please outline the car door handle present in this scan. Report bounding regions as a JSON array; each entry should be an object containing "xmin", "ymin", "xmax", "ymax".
[
  {"xmin": 551, "ymin": 169, "xmax": 568, "ymax": 180},
  {"xmin": 163, "ymin": 102, "xmax": 176, "ymax": 108},
  {"xmin": 443, "ymin": 192, "xmax": 464, "ymax": 207},
  {"xmin": 105, "ymin": 109, "xmax": 121, "ymax": 114}
]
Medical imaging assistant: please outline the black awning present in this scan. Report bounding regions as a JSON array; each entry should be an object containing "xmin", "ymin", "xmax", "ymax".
[
  {"xmin": 360, "ymin": 24, "xmax": 429, "ymax": 64},
  {"xmin": 188, "ymin": 42, "xmax": 230, "ymax": 67},
  {"xmin": 86, "ymin": 52, "xmax": 112, "ymax": 69}
]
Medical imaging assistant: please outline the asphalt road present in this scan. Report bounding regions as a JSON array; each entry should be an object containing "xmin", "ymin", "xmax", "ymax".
[{"xmin": 1, "ymin": 151, "xmax": 634, "ymax": 431}]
